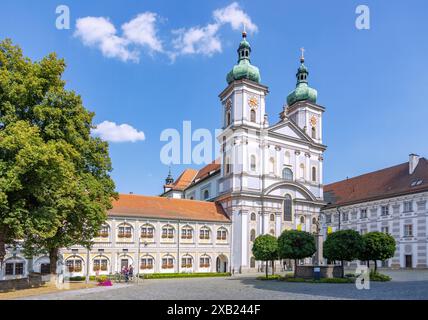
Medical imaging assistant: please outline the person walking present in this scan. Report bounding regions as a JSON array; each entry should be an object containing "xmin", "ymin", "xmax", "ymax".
[{"xmin": 129, "ymin": 265, "xmax": 134, "ymax": 281}]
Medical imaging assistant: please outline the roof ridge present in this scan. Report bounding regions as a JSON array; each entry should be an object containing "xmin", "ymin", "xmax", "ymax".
[
  {"xmin": 118, "ymin": 193, "xmax": 215, "ymax": 205},
  {"xmin": 326, "ymin": 161, "xmax": 409, "ymax": 187}
]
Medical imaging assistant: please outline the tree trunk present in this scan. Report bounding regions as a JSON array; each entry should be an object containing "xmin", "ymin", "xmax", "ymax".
[
  {"xmin": 367, "ymin": 260, "xmax": 370, "ymax": 269},
  {"xmin": 271, "ymin": 260, "xmax": 275, "ymax": 276},
  {"xmin": 374, "ymin": 260, "xmax": 377, "ymax": 273},
  {"xmin": 49, "ymin": 247, "xmax": 59, "ymax": 275},
  {"xmin": 0, "ymin": 232, "xmax": 5, "ymax": 265},
  {"xmin": 294, "ymin": 259, "xmax": 298, "ymax": 278},
  {"xmin": 341, "ymin": 260, "xmax": 345, "ymax": 278},
  {"xmin": 265, "ymin": 260, "xmax": 268, "ymax": 278}
]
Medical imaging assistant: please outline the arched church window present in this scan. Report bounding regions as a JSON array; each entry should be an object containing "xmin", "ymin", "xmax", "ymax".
[
  {"xmin": 311, "ymin": 126, "xmax": 316, "ymax": 139},
  {"xmin": 282, "ymin": 168, "xmax": 293, "ymax": 181},
  {"xmin": 250, "ymin": 155, "xmax": 256, "ymax": 171},
  {"xmin": 270, "ymin": 214, "xmax": 275, "ymax": 222},
  {"xmin": 250, "ymin": 212, "xmax": 256, "ymax": 221},
  {"xmin": 203, "ymin": 190, "xmax": 209, "ymax": 200},
  {"xmin": 283, "ymin": 195, "xmax": 292, "ymax": 221},
  {"xmin": 312, "ymin": 167, "xmax": 317, "ymax": 182},
  {"xmin": 250, "ymin": 109, "xmax": 256, "ymax": 123},
  {"xmin": 225, "ymin": 157, "xmax": 231, "ymax": 174},
  {"xmin": 250, "ymin": 229, "xmax": 256, "ymax": 242},
  {"xmin": 300, "ymin": 216, "xmax": 305, "ymax": 224},
  {"xmin": 312, "ymin": 217, "xmax": 317, "ymax": 224}
]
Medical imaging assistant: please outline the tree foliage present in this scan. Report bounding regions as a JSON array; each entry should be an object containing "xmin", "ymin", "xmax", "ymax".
[
  {"xmin": 323, "ymin": 230, "xmax": 364, "ymax": 262},
  {"xmin": 252, "ymin": 234, "xmax": 278, "ymax": 278},
  {"xmin": 0, "ymin": 39, "xmax": 117, "ymax": 271},
  {"xmin": 359, "ymin": 232, "xmax": 396, "ymax": 271},
  {"xmin": 278, "ymin": 230, "xmax": 316, "ymax": 276}
]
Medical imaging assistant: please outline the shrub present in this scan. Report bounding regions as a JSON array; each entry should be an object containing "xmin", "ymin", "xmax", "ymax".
[
  {"xmin": 140, "ymin": 272, "xmax": 231, "ymax": 279},
  {"xmin": 370, "ymin": 271, "xmax": 391, "ymax": 282},
  {"xmin": 256, "ymin": 274, "xmax": 282, "ymax": 281}
]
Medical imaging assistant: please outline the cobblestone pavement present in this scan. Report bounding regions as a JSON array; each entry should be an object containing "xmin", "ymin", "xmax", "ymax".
[{"xmin": 20, "ymin": 273, "xmax": 428, "ymax": 300}]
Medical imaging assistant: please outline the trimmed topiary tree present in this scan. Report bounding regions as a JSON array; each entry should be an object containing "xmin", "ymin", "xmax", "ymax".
[
  {"xmin": 359, "ymin": 232, "xmax": 396, "ymax": 272},
  {"xmin": 323, "ymin": 230, "xmax": 364, "ymax": 277},
  {"xmin": 252, "ymin": 234, "xmax": 279, "ymax": 278},
  {"xmin": 278, "ymin": 230, "xmax": 316, "ymax": 277}
]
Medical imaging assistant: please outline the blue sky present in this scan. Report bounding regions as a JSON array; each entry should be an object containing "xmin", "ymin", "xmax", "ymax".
[{"xmin": 1, "ymin": 0, "xmax": 427, "ymax": 196}]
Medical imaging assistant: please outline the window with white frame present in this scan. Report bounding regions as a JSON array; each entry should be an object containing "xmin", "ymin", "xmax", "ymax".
[
  {"xmin": 141, "ymin": 256, "xmax": 154, "ymax": 270},
  {"xmin": 199, "ymin": 256, "xmax": 210, "ymax": 268},
  {"xmin": 66, "ymin": 258, "xmax": 83, "ymax": 273},
  {"xmin": 93, "ymin": 258, "xmax": 108, "ymax": 272},
  {"xmin": 181, "ymin": 256, "xmax": 193, "ymax": 268},
  {"xmin": 141, "ymin": 224, "xmax": 154, "ymax": 239},
  {"xmin": 5, "ymin": 261, "xmax": 24, "ymax": 276},
  {"xmin": 199, "ymin": 227, "xmax": 210, "ymax": 240},
  {"xmin": 162, "ymin": 225, "xmax": 175, "ymax": 239},
  {"xmin": 326, "ymin": 214, "xmax": 331, "ymax": 223},
  {"xmin": 311, "ymin": 166, "xmax": 317, "ymax": 182},
  {"xmin": 283, "ymin": 168, "xmax": 293, "ymax": 181},
  {"xmin": 97, "ymin": 224, "xmax": 110, "ymax": 238},
  {"xmin": 250, "ymin": 155, "xmax": 257, "ymax": 171},
  {"xmin": 162, "ymin": 256, "xmax": 174, "ymax": 269},
  {"xmin": 360, "ymin": 209, "xmax": 368, "ymax": 219},
  {"xmin": 118, "ymin": 224, "xmax": 132, "ymax": 238},
  {"xmin": 381, "ymin": 206, "xmax": 389, "ymax": 216},
  {"xmin": 217, "ymin": 228, "xmax": 227, "ymax": 241},
  {"xmin": 403, "ymin": 201, "xmax": 413, "ymax": 213},
  {"xmin": 404, "ymin": 224, "xmax": 413, "ymax": 237},
  {"xmin": 181, "ymin": 226, "xmax": 193, "ymax": 240},
  {"xmin": 283, "ymin": 195, "xmax": 292, "ymax": 221}
]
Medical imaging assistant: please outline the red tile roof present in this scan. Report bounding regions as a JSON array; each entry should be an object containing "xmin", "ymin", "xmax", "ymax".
[
  {"xmin": 192, "ymin": 159, "xmax": 221, "ymax": 184},
  {"xmin": 164, "ymin": 169, "xmax": 198, "ymax": 191},
  {"xmin": 324, "ymin": 158, "xmax": 428, "ymax": 208},
  {"xmin": 109, "ymin": 194, "xmax": 230, "ymax": 222}
]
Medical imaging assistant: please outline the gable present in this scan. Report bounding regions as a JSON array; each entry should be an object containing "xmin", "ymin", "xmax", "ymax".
[{"xmin": 268, "ymin": 120, "xmax": 311, "ymax": 143}]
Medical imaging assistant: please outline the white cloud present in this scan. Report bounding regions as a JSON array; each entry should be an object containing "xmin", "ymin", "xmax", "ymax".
[
  {"xmin": 74, "ymin": 3, "xmax": 258, "ymax": 62},
  {"xmin": 122, "ymin": 12, "xmax": 163, "ymax": 53},
  {"xmin": 172, "ymin": 23, "xmax": 221, "ymax": 58},
  {"xmin": 213, "ymin": 2, "xmax": 258, "ymax": 33},
  {"xmin": 74, "ymin": 17, "xmax": 139, "ymax": 62},
  {"xmin": 171, "ymin": 2, "xmax": 257, "ymax": 59},
  {"xmin": 92, "ymin": 121, "xmax": 146, "ymax": 143}
]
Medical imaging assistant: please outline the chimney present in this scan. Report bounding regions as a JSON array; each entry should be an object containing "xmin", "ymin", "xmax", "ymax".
[{"xmin": 409, "ymin": 154, "xmax": 420, "ymax": 175}]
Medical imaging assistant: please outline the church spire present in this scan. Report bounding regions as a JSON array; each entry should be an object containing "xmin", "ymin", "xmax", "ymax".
[
  {"xmin": 286, "ymin": 48, "xmax": 318, "ymax": 106},
  {"xmin": 165, "ymin": 167, "xmax": 174, "ymax": 185},
  {"xmin": 226, "ymin": 31, "xmax": 261, "ymax": 84}
]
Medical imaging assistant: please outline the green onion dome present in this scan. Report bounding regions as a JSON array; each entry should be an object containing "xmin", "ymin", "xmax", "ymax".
[
  {"xmin": 286, "ymin": 54, "xmax": 317, "ymax": 106},
  {"xmin": 226, "ymin": 32, "xmax": 261, "ymax": 85}
]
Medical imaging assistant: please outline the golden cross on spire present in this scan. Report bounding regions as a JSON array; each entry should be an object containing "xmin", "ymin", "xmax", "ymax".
[{"xmin": 300, "ymin": 47, "xmax": 305, "ymax": 63}]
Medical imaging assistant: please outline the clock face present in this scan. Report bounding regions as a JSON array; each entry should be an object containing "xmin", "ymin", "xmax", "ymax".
[
  {"xmin": 310, "ymin": 116, "xmax": 317, "ymax": 127},
  {"xmin": 248, "ymin": 96, "xmax": 258, "ymax": 108}
]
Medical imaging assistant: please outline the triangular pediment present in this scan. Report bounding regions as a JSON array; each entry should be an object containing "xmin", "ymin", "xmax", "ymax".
[{"xmin": 268, "ymin": 119, "xmax": 312, "ymax": 143}]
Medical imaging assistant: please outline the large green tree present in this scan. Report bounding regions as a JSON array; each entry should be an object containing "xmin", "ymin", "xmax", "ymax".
[
  {"xmin": 278, "ymin": 230, "xmax": 316, "ymax": 277},
  {"xmin": 323, "ymin": 230, "xmax": 364, "ymax": 277},
  {"xmin": 252, "ymin": 234, "xmax": 278, "ymax": 278},
  {"xmin": 359, "ymin": 232, "xmax": 396, "ymax": 272},
  {"xmin": 0, "ymin": 39, "xmax": 117, "ymax": 274}
]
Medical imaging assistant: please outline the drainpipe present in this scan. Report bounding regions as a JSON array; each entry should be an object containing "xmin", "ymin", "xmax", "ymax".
[{"xmin": 177, "ymin": 220, "xmax": 180, "ymax": 273}]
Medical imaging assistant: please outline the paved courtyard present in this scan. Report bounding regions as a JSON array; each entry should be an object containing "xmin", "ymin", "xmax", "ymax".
[{"xmin": 18, "ymin": 270, "xmax": 428, "ymax": 300}]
